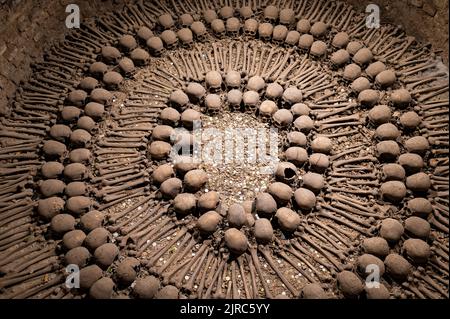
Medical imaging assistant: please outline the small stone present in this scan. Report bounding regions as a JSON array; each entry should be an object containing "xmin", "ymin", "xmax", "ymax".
[
  {"xmin": 409, "ymin": 0, "xmax": 423, "ymax": 8},
  {"xmin": 422, "ymin": 1, "xmax": 437, "ymax": 16}
]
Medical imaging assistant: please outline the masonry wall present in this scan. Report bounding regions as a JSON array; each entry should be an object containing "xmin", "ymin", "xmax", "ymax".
[
  {"xmin": 0, "ymin": 0, "xmax": 448, "ymax": 115},
  {"xmin": 0, "ymin": 0, "xmax": 122, "ymax": 115},
  {"xmin": 347, "ymin": 0, "xmax": 449, "ymax": 64}
]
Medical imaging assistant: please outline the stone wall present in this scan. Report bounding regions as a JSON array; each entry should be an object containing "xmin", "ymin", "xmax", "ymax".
[
  {"xmin": 0, "ymin": 0, "xmax": 448, "ymax": 115},
  {"xmin": 347, "ymin": 0, "xmax": 449, "ymax": 64},
  {"xmin": 0, "ymin": 0, "xmax": 122, "ymax": 115}
]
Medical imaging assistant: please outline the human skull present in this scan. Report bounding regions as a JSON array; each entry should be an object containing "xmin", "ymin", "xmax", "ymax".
[
  {"xmin": 239, "ymin": 6, "xmax": 254, "ymax": 19},
  {"xmin": 191, "ymin": 21, "xmax": 208, "ymax": 42},
  {"xmin": 258, "ymin": 23, "xmax": 274, "ymax": 41},
  {"xmin": 226, "ymin": 17, "xmax": 240, "ymax": 37},
  {"xmin": 179, "ymin": 13, "xmax": 194, "ymax": 27},
  {"xmin": 177, "ymin": 28, "xmax": 193, "ymax": 48},
  {"xmin": 285, "ymin": 31, "xmax": 300, "ymax": 47},
  {"xmin": 227, "ymin": 89, "xmax": 243, "ymax": 111},
  {"xmin": 211, "ymin": 19, "xmax": 226, "ymax": 38},
  {"xmin": 160, "ymin": 30, "xmax": 178, "ymax": 50},
  {"xmin": 259, "ymin": 100, "xmax": 278, "ymax": 121},
  {"xmin": 158, "ymin": 13, "xmax": 175, "ymax": 29},
  {"xmin": 205, "ymin": 94, "xmax": 221, "ymax": 114},
  {"xmin": 219, "ymin": 6, "xmax": 234, "ymax": 19},
  {"xmin": 243, "ymin": 19, "xmax": 258, "ymax": 37},
  {"xmin": 263, "ymin": 5, "xmax": 279, "ymax": 23},
  {"xmin": 225, "ymin": 70, "xmax": 242, "ymax": 88},
  {"xmin": 279, "ymin": 8, "xmax": 295, "ymax": 25},
  {"xmin": 243, "ymin": 90, "xmax": 260, "ymax": 112},
  {"xmin": 203, "ymin": 9, "xmax": 218, "ymax": 24},
  {"xmin": 146, "ymin": 36, "xmax": 164, "ymax": 56},
  {"xmin": 205, "ymin": 71, "xmax": 223, "ymax": 91},
  {"xmin": 272, "ymin": 25, "xmax": 288, "ymax": 45}
]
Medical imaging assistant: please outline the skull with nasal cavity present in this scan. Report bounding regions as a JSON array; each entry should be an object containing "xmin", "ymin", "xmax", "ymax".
[{"xmin": 243, "ymin": 19, "xmax": 258, "ymax": 37}]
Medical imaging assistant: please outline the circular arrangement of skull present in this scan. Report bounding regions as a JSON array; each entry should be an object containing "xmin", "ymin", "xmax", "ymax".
[{"xmin": 0, "ymin": 0, "xmax": 448, "ymax": 301}]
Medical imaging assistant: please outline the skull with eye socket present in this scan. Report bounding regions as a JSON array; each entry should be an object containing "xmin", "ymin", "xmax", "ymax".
[
  {"xmin": 227, "ymin": 89, "xmax": 243, "ymax": 111},
  {"xmin": 146, "ymin": 36, "xmax": 164, "ymax": 57},
  {"xmin": 89, "ymin": 62, "xmax": 108, "ymax": 80},
  {"xmin": 285, "ymin": 30, "xmax": 300, "ymax": 47},
  {"xmin": 205, "ymin": 71, "xmax": 223, "ymax": 92},
  {"xmin": 129, "ymin": 49, "xmax": 150, "ymax": 67},
  {"xmin": 263, "ymin": 5, "xmax": 279, "ymax": 23},
  {"xmin": 101, "ymin": 46, "xmax": 121, "ymax": 64},
  {"xmin": 242, "ymin": 90, "xmax": 260, "ymax": 113},
  {"xmin": 265, "ymin": 82, "xmax": 284, "ymax": 100},
  {"xmin": 204, "ymin": 94, "xmax": 222, "ymax": 115},
  {"xmin": 158, "ymin": 13, "xmax": 175, "ymax": 30},
  {"xmin": 282, "ymin": 87, "xmax": 303, "ymax": 108},
  {"xmin": 246, "ymin": 75, "xmax": 266, "ymax": 94},
  {"xmin": 258, "ymin": 100, "xmax": 278, "ymax": 122},
  {"xmin": 118, "ymin": 35, "xmax": 137, "ymax": 52},
  {"xmin": 179, "ymin": 13, "xmax": 194, "ymax": 28},
  {"xmin": 243, "ymin": 19, "xmax": 258, "ymax": 37},
  {"xmin": 226, "ymin": 17, "xmax": 241, "ymax": 37},
  {"xmin": 275, "ymin": 161, "xmax": 299, "ymax": 186},
  {"xmin": 258, "ymin": 23, "xmax": 274, "ymax": 41},
  {"xmin": 177, "ymin": 28, "xmax": 194, "ymax": 48},
  {"xmin": 272, "ymin": 109, "xmax": 294, "ymax": 128},
  {"xmin": 191, "ymin": 21, "xmax": 208, "ymax": 42},
  {"xmin": 279, "ymin": 8, "xmax": 295, "ymax": 26},
  {"xmin": 239, "ymin": 6, "xmax": 254, "ymax": 19},
  {"xmin": 272, "ymin": 25, "xmax": 288, "ymax": 46},
  {"xmin": 225, "ymin": 71, "xmax": 242, "ymax": 89},
  {"xmin": 169, "ymin": 89, "xmax": 190, "ymax": 109},
  {"xmin": 185, "ymin": 82, "xmax": 206, "ymax": 103},
  {"xmin": 160, "ymin": 30, "xmax": 178, "ymax": 50},
  {"xmin": 211, "ymin": 19, "xmax": 226, "ymax": 38}
]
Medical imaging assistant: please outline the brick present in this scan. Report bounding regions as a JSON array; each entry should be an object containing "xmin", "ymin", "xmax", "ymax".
[
  {"xmin": 6, "ymin": 47, "xmax": 18, "ymax": 63},
  {"xmin": 0, "ymin": 44, "xmax": 7, "ymax": 56},
  {"xmin": 408, "ymin": 0, "xmax": 423, "ymax": 7},
  {"xmin": 433, "ymin": 0, "xmax": 447, "ymax": 9},
  {"xmin": 423, "ymin": 1, "xmax": 437, "ymax": 16}
]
